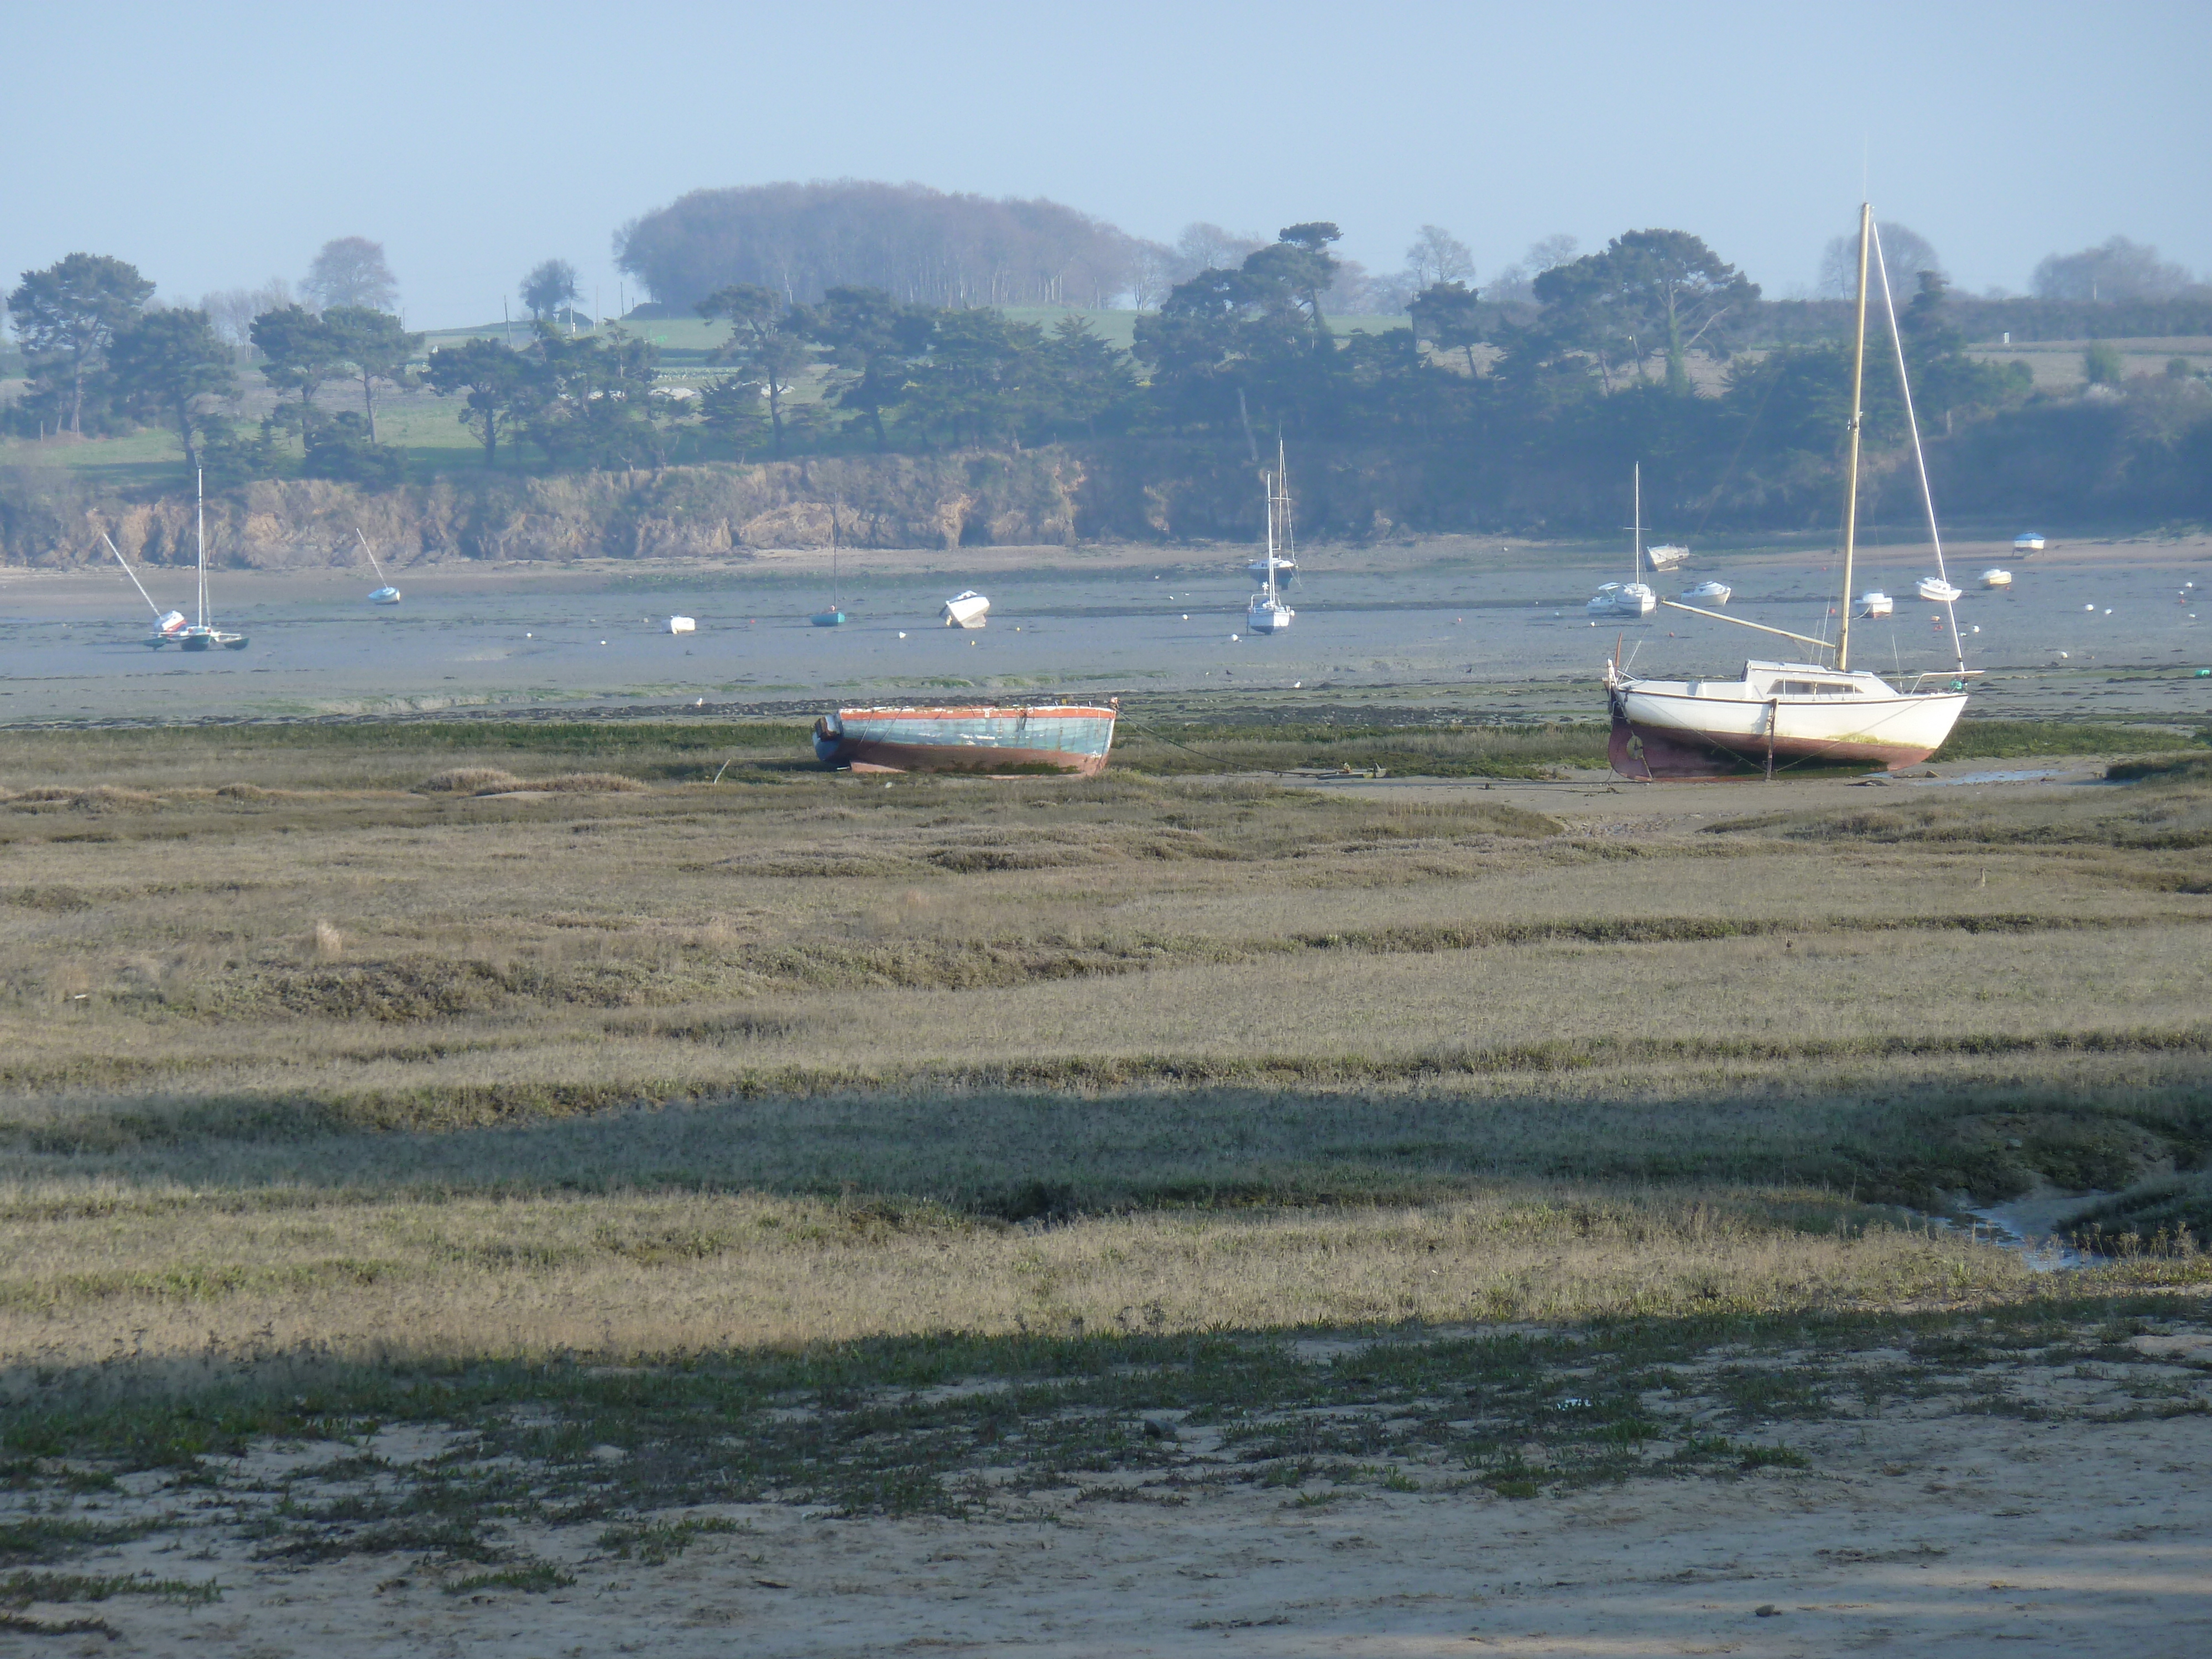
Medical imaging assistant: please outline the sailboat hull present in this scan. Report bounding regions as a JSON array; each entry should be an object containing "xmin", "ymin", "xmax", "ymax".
[{"xmin": 1609, "ymin": 682, "xmax": 1967, "ymax": 778}]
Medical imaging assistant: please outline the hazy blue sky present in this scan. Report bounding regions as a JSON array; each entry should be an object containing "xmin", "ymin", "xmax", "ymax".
[{"xmin": 9, "ymin": 0, "xmax": 2208, "ymax": 328}]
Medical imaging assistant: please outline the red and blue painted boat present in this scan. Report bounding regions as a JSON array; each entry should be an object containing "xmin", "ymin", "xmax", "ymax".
[{"xmin": 812, "ymin": 703, "xmax": 1118, "ymax": 776}]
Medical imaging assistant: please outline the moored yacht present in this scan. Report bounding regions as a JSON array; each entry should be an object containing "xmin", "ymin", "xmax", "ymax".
[
  {"xmin": 1607, "ymin": 204, "xmax": 1971, "ymax": 779},
  {"xmin": 1246, "ymin": 442, "xmax": 1296, "ymax": 635}
]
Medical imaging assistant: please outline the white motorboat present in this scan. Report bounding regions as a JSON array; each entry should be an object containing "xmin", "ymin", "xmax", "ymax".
[
  {"xmin": 942, "ymin": 590, "xmax": 990, "ymax": 628},
  {"xmin": 1645, "ymin": 542, "xmax": 1691, "ymax": 571},
  {"xmin": 665, "ymin": 615, "xmax": 697, "ymax": 634},
  {"xmin": 1679, "ymin": 580, "xmax": 1733, "ymax": 605},
  {"xmin": 1588, "ymin": 464, "xmax": 1659, "ymax": 617},
  {"xmin": 1612, "ymin": 205, "xmax": 1971, "ymax": 779},
  {"xmin": 1917, "ymin": 576, "xmax": 1964, "ymax": 604},
  {"xmin": 2014, "ymin": 533, "xmax": 2045, "ymax": 554},
  {"xmin": 356, "ymin": 529, "xmax": 400, "ymax": 604},
  {"xmin": 1246, "ymin": 442, "xmax": 1297, "ymax": 635},
  {"xmin": 1245, "ymin": 554, "xmax": 1298, "ymax": 585},
  {"xmin": 1980, "ymin": 568, "xmax": 2013, "ymax": 589}
]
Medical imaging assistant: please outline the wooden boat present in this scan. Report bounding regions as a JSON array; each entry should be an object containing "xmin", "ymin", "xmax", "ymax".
[
  {"xmin": 1610, "ymin": 204, "xmax": 1970, "ymax": 779},
  {"xmin": 813, "ymin": 702, "xmax": 1118, "ymax": 776}
]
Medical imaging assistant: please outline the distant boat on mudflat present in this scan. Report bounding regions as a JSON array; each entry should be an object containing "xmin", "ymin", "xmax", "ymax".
[
  {"xmin": 1587, "ymin": 464, "xmax": 1657, "ymax": 618},
  {"xmin": 941, "ymin": 590, "xmax": 989, "ymax": 628},
  {"xmin": 2014, "ymin": 533, "xmax": 2045, "ymax": 554},
  {"xmin": 813, "ymin": 703, "xmax": 1118, "ymax": 776},
  {"xmin": 357, "ymin": 530, "xmax": 400, "ymax": 604},
  {"xmin": 1246, "ymin": 442, "xmax": 1296, "ymax": 637},
  {"xmin": 177, "ymin": 469, "xmax": 247, "ymax": 651}
]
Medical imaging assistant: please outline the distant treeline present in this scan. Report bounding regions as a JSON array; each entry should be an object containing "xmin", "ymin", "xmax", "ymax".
[
  {"xmin": 8, "ymin": 221, "xmax": 2210, "ymax": 536},
  {"xmin": 615, "ymin": 181, "xmax": 1141, "ymax": 311}
]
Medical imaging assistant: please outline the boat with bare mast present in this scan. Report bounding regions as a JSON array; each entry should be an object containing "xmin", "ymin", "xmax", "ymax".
[
  {"xmin": 1588, "ymin": 463, "xmax": 1658, "ymax": 618},
  {"xmin": 1605, "ymin": 204, "xmax": 1970, "ymax": 778},
  {"xmin": 175, "ymin": 469, "xmax": 247, "ymax": 651},
  {"xmin": 1246, "ymin": 441, "xmax": 1295, "ymax": 636}
]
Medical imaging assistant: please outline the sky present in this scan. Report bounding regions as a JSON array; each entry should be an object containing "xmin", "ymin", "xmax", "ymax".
[{"xmin": 7, "ymin": 0, "xmax": 2209, "ymax": 330}]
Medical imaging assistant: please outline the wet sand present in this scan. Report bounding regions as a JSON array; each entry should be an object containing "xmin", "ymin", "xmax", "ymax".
[
  {"xmin": 2, "ymin": 531, "xmax": 2206, "ymax": 726},
  {"xmin": 30, "ymin": 1354, "xmax": 2212, "ymax": 1658}
]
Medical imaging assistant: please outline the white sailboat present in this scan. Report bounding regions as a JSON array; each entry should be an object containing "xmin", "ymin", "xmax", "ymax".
[
  {"xmin": 1587, "ymin": 464, "xmax": 1657, "ymax": 618},
  {"xmin": 357, "ymin": 529, "xmax": 400, "ymax": 604},
  {"xmin": 1607, "ymin": 204, "xmax": 1971, "ymax": 778},
  {"xmin": 1245, "ymin": 442, "xmax": 1296, "ymax": 636},
  {"xmin": 175, "ymin": 469, "xmax": 248, "ymax": 652}
]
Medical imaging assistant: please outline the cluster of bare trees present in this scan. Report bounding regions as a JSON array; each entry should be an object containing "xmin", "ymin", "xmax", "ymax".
[{"xmin": 197, "ymin": 237, "xmax": 400, "ymax": 347}]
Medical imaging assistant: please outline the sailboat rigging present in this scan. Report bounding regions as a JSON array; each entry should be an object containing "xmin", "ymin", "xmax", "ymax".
[
  {"xmin": 1245, "ymin": 441, "xmax": 1296, "ymax": 636},
  {"xmin": 1588, "ymin": 463, "xmax": 1658, "ymax": 618},
  {"xmin": 175, "ymin": 469, "xmax": 248, "ymax": 652},
  {"xmin": 1606, "ymin": 204, "xmax": 1970, "ymax": 778},
  {"xmin": 812, "ymin": 508, "xmax": 848, "ymax": 627}
]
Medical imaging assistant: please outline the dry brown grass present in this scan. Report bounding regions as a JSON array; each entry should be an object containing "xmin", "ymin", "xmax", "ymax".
[
  {"xmin": 0, "ymin": 1183, "xmax": 2121, "ymax": 1371},
  {"xmin": 0, "ymin": 720, "xmax": 2208, "ymax": 1379}
]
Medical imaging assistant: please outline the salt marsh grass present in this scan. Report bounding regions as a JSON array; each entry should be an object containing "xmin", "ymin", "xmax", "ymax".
[{"xmin": 0, "ymin": 717, "xmax": 2207, "ymax": 1392}]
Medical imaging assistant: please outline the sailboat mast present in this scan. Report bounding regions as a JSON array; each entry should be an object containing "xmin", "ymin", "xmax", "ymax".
[
  {"xmin": 1838, "ymin": 202, "xmax": 1872, "ymax": 672},
  {"xmin": 1262, "ymin": 467, "xmax": 1277, "ymax": 605},
  {"xmin": 195, "ymin": 467, "xmax": 207, "ymax": 629},
  {"xmin": 1632, "ymin": 461, "xmax": 1642, "ymax": 581}
]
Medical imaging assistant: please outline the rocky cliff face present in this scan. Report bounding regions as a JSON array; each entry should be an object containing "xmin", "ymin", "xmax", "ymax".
[{"xmin": 0, "ymin": 451, "xmax": 1094, "ymax": 568}]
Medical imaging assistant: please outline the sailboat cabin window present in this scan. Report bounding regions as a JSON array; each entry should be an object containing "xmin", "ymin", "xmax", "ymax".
[{"xmin": 1772, "ymin": 680, "xmax": 1864, "ymax": 697}]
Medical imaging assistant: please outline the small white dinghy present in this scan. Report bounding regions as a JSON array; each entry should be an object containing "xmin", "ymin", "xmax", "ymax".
[
  {"xmin": 1645, "ymin": 542, "xmax": 1691, "ymax": 572},
  {"xmin": 665, "ymin": 615, "xmax": 697, "ymax": 635},
  {"xmin": 1856, "ymin": 589, "xmax": 1893, "ymax": 618},
  {"xmin": 941, "ymin": 591, "xmax": 990, "ymax": 629},
  {"xmin": 1679, "ymin": 579, "xmax": 1732, "ymax": 605},
  {"xmin": 1980, "ymin": 568, "xmax": 2013, "ymax": 589},
  {"xmin": 1917, "ymin": 576, "xmax": 1964, "ymax": 604},
  {"xmin": 2014, "ymin": 533, "xmax": 2045, "ymax": 554}
]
